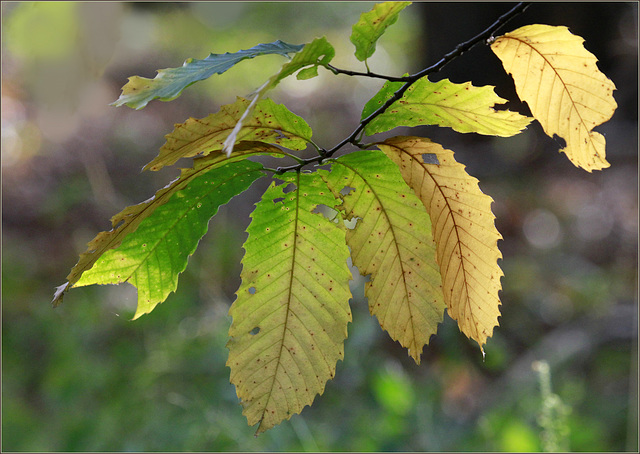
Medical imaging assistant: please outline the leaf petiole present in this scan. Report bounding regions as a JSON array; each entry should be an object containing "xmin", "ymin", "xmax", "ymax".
[
  {"xmin": 325, "ymin": 63, "xmax": 409, "ymax": 82},
  {"xmin": 281, "ymin": 151, "xmax": 306, "ymax": 165}
]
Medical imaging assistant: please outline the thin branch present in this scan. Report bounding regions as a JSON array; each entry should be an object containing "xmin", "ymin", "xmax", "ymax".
[
  {"xmin": 283, "ymin": 2, "xmax": 531, "ymax": 173},
  {"xmin": 275, "ymin": 156, "xmax": 321, "ymax": 174},
  {"xmin": 326, "ymin": 64, "xmax": 410, "ymax": 82}
]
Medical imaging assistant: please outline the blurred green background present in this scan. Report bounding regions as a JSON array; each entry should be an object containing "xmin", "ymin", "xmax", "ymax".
[{"xmin": 2, "ymin": 2, "xmax": 637, "ymax": 451}]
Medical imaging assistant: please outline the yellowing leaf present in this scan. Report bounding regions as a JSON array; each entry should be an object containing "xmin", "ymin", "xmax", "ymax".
[
  {"xmin": 323, "ymin": 151, "xmax": 445, "ymax": 363},
  {"xmin": 227, "ymin": 171, "xmax": 352, "ymax": 434},
  {"xmin": 491, "ymin": 24, "xmax": 617, "ymax": 171},
  {"xmin": 362, "ymin": 77, "xmax": 532, "ymax": 137},
  {"xmin": 144, "ymin": 97, "xmax": 312, "ymax": 171},
  {"xmin": 377, "ymin": 136, "xmax": 503, "ymax": 349}
]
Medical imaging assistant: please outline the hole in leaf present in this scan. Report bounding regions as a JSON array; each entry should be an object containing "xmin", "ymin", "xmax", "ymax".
[
  {"xmin": 340, "ymin": 186, "xmax": 356, "ymax": 196},
  {"xmin": 248, "ymin": 287, "xmax": 256, "ymax": 294},
  {"xmin": 273, "ymin": 197, "xmax": 284, "ymax": 204},
  {"xmin": 422, "ymin": 153, "xmax": 440, "ymax": 165},
  {"xmin": 552, "ymin": 134, "xmax": 567, "ymax": 148},
  {"xmin": 250, "ymin": 327, "xmax": 260, "ymax": 335},
  {"xmin": 343, "ymin": 216, "xmax": 361, "ymax": 230},
  {"xmin": 312, "ymin": 204, "xmax": 338, "ymax": 221},
  {"xmin": 283, "ymin": 183, "xmax": 296, "ymax": 194}
]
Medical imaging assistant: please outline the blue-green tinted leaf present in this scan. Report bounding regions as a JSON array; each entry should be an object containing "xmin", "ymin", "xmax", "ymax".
[{"xmin": 112, "ymin": 40, "xmax": 304, "ymax": 110}]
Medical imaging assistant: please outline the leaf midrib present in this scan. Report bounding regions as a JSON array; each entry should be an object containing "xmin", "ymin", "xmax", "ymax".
[
  {"xmin": 390, "ymin": 146, "xmax": 478, "ymax": 341},
  {"xmin": 257, "ymin": 172, "xmax": 302, "ymax": 432},
  {"xmin": 429, "ymin": 169, "xmax": 479, "ymax": 340}
]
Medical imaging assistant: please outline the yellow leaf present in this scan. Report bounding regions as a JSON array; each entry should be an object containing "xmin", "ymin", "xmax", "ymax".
[
  {"xmin": 491, "ymin": 24, "xmax": 617, "ymax": 171},
  {"xmin": 377, "ymin": 136, "xmax": 503, "ymax": 349},
  {"xmin": 323, "ymin": 151, "xmax": 445, "ymax": 363}
]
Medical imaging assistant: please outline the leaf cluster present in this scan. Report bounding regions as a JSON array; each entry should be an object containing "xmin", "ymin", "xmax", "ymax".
[{"xmin": 53, "ymin": 2, "xmax": 616, "ymax": 434}]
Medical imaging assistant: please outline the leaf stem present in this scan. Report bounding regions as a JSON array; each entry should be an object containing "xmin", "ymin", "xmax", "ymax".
[
  {"xmin": 281, "ymin": 152, "xmax": 306, "ymax": 164},
  {"xmin": 325, "ymin": 64, "xmax": 410, "ymax": 82},
  {"xmin": 275, "ymin": 156, "xmax": 323, "ymax": 174}
]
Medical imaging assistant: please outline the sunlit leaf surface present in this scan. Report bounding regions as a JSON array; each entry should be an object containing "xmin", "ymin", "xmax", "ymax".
[
  {"xmin": 144, "ymin": 98, "xmax": 312, "ymax": 171},
  {"xmin": 324, "ymin": 150, "xmax": 445, "ymax": 363},
  {"xmin": 491, "ymin": 24, "xmax": 617, "ymax": 171},
  {"xmin": 377, "ymin": 136, "xmax": 503, "ymax": 349},
  {"xmin": 350, "ymin": 2, "xmax": 411, "ymax": 62},
  {"xmin": 227, "ymin": 171, "xmax": 352, "ymax": 434},
  {"xmin": 54, "ymin": 143, "xmax": 286, "ymax": 317},
  {"xmin": 268, "ymin": 36, "xmax": 335, "ymax": 84},
  {"xmin": 362, "ymin": 77, "xmax": 532, "ymax": 137}
]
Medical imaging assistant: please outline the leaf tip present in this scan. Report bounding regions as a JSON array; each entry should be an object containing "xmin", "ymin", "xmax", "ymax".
[{"xmin": 131, "ymin": 306, "xmax": 149, "ymax": 321}]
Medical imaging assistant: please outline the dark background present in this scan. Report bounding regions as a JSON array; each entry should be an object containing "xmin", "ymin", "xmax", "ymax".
[{"xmin": 2, "ymin": 2, "xmax": 637, "ymax": 451}]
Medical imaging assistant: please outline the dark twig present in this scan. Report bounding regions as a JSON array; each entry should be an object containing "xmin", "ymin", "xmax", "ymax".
[
  {"xmin": 275, "ymin": 2, "xmax": 531, "ymax": 174},
  {"xmin": 326, "ymin": 64, "xmax": 411, "ymax": 82}
]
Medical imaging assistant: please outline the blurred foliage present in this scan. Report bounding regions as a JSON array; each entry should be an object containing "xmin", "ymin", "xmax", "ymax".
[{"xmin": 2, "ymin": 2, "xmax": 638, "ymax": 451}]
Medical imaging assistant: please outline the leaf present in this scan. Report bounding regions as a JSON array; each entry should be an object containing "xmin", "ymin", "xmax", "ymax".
[
  {"xmin": 323, "ymin": 150, "xmax": 445, "ymax": 363},
  {"xmin": 350, "ymin": 2, "xmax": 412, "ymax": 62},
  {"xmin": 227, "ymin": 171, "xmax": 352, "ymax": 434},
  {"xmin": 112, "ymin": 40, "xmax": 304, "ymax": 110},
  {"xmin": 144, "ymin": 97, "xmax": 312, "ymax": 171},
  {"xmin": 221, "ymin": 37, "xmax": 334, "ymax": 156},
  {"xmin": 376, "ymin": 136, "xmax": 503, "ymax": 349},
  {"xmin": 268, "ymin": 36, "xmax": 335, "ymax": 85},
  {"xmin": 54, "ymin": 142, "xmax": 286, "ymax": 317},
  {"xmin": 491, "ymin": 24, "xmax": 617, "ymax": 171},
  {"xmin": 362, "ymin": 77, "xmax": 533, "ymax": 137}
]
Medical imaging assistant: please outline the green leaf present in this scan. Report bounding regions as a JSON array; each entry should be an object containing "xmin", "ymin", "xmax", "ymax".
[
  {"xmin": 227, "ymin": 171, "xmax": 352, "ymax": 434},
  {"xmin": 350, "ymin": 2, "xmax": 411, "ymax": 62},
  {"xmin": 112, "ymin": 40, "xmax": 305, "ymax": 110},
  {"xmin": 144, "ymin": 97, "xmax": 313, "ymax": 172},
  {"xmin": 376, "ymin": 136, "xmax": 503, "ymax": 350},
  {"xmin": 54, "ymin": 142, "xmax": 287, "ymax": 317},
  {"xmin": 323, "ymin": 150, "xmax": 445, "ymax": 364},
  {"xmin": 362, "ymin": 77, "xmax": 533, "ymax": 137},
  {"xmin": 267, "ymin": 36, "xmax": 335, "ymax": 86}
]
